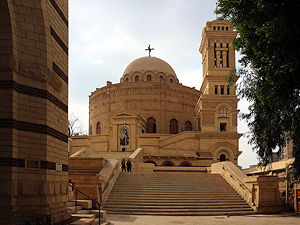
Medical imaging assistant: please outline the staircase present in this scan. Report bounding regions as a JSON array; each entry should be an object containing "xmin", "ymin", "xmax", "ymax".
[{"xmin": 104, "ymin": 172, "xmax": 254, "ymax": 215}]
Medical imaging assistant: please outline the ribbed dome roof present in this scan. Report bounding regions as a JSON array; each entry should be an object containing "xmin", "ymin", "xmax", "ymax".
[{"xmin": 121, "ymin": 56, "xmax": 179, "ymax": 83}]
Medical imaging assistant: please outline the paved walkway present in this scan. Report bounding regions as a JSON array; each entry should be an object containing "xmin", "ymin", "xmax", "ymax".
[{"xmin": 107, "ymin": 214, "xmax": 300, "ymax": 225}]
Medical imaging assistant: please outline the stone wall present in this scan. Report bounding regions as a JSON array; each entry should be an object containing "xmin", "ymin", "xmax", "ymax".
[{"xmin": 0, "ymin": 0, "xmax": 69, "ymax": 224}]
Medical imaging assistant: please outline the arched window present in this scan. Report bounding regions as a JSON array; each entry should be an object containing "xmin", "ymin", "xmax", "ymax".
[
  {"xmin": 180, "ymin": 161, "xmax": 193, "ymax": 167},
  {"xmin": 159, "ymin": 75, "xmax": 165, "ymax": 82},
  {"xmin": 161, "ymin": 161, "xmax": 175, "ymax": 166},
  {"xmin": 218, "ymin": 107, "xmax": 229, "ymax": 118},
  {"xmin": 184, "ymin": 121, "xmax": 192, "ymax": 131},
  {"xmin": 170, "ymin": 78, "xmax": 173, "ymax": 83},
  {"xmin": 220, "ymin": 154, "xmax": 226, "ymax": 162},
  {"xmin": 147, "ymin": 75, "xmax": 152, "ymax": 81},
  {"xmin": 170, "ymin": 119, "xmax": 178, "ymax": 134},
  {"xmin": 144, "ymin": 160, "xmax": 157, "ymax": 166},
  {"xmin": 96, "ymin": 122, "xmax": 101, "ymax": 135},
  {"xmin": 135, "ymin": 75, "xmax": 139, "ymax": 82},
  {"xmin": 146, "ymin": 117, "xmax": 156, "ymax": 133},
  {"xmin": 125, "ymin": 77, "xmax": 129, "ymax": 82}
]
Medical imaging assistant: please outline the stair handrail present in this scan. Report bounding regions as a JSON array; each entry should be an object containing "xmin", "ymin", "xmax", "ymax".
[{"xmin": 69, "ymin": 182, "xmax": 100, "ymax": 225}]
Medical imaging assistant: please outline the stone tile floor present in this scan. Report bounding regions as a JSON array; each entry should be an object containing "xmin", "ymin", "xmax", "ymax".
[{"xmin": 108, "ymin": 213, "xmax": 300, "ymax": 225}]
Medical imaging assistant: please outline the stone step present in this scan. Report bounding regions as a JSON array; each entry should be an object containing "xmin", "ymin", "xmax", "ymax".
[
  {"xmin": 69, "ymin": 206, "xmax": 82, "ymax": 213},
  {"xmin": 71, "ymin": 213, "xmax": 96, "ymax": 220},
  {"xmin": 105, "ymin": 207, "xmax": 253, "ymax": 213},
  {"xmin": 106, "ymin": 210, "xmax": 255, "ymax": 216},
  {"xmin": 70, "ymin": 218, "xmax": 95, "ymax": 225},
  {"xmin": 111, "ymin": 189, "xmax": 236, "ymax": 193},
  {"xmin": 105, "ymin": 199, "xmax": 246, "ymax": 204},
  {"xmin": 69, "ymin": 200, "xmax": 93, "ymax": 209},
  {"xmin": 105, "ymin": 202, "xmax": 249, "ymax": 206},
  {"xmin": 105, "ymin": 204, "xmax": 251, "ymax": 210},
  {"xmin": 104, "ymin": 172, "xmax": 254, "ymax": 216},
  {"xmin": 108, "ymin": 193, "xmax": 241, "ymax": 197}
]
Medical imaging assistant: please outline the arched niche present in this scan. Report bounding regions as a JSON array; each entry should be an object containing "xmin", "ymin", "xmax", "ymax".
[{"xmin": 161, "ymin": 161, "xmax": 175, "ymax": 166}]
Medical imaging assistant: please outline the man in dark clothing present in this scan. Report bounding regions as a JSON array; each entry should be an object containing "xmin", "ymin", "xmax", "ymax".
[
  {"xmin": 121, "ymin": 158, "xmax": 126, "ymax": 172},
  {"xmin": 126, "ymin": 159, "xmax": 132, "ymax": 172}
]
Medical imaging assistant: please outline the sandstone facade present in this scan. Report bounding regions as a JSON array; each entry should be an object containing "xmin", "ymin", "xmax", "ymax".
[
  {"xmin": 0, "ymin": 0, "xmax": 69, "ymax": 224},
  {"xmin": 70, "ymin": 20, "xmax": 241, "ymax": 168}
]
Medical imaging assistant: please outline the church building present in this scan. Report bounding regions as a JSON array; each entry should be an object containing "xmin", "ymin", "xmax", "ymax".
[{"xmin": 70, "ymin": 19, "xmax": 241, "ymax": 167}]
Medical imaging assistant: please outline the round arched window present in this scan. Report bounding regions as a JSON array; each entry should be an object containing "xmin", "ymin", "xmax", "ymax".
[
  {"xmin": 135, "ymin": 75, "xmax": 139, "ymax": 82},
  {"xmin": 218, "ymin": 107, "xmax": 229, "ymax": 118},
  {"xmin": 147, "ymin": 75, "xmax": 152, "ymax": 81}
]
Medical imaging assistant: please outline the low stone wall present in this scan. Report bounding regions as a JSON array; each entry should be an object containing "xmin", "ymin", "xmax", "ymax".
[
  {"xmin": 69, "ymin": 157, "xmax": 104, "ymax": 200},
  {"xmin": 211, "ymin": 161, "xmax": 281, "ymax": 213}
]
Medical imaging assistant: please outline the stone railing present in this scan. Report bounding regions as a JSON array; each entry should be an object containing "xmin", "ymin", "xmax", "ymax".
[
  {"xmin": 129, "ymin": 148, "xmax": 154, "ymax": 172},
  {"xmin": 211, "ymin": 161, "xmax": 280, "ymax": 213},
  {"xmin": 69, "ymin": 148, "xmax": 87, "ymax": 157},
  {"xmin": 97, "ymin": 159, "xmax": 120, "ymax": 206}
]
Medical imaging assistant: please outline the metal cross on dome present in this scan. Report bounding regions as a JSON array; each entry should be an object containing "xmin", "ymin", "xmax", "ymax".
[{"xmin": 145, "ymin": 44, "xmax": 154, "ymax": 57}]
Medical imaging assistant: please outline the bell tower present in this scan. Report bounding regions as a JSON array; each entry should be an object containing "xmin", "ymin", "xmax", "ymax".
[{"xmin": 196, "ymin": 20, "xmax": 239, "ymax": 133}]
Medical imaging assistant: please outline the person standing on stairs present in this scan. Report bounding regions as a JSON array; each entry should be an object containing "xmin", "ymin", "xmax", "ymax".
[
  {"xmin": 121, "ymin": 158, "xmax": 126, "ymax": 172},
  {"xmin": 126, "ymin": 159, "xmax": 132, "ymax": 172}
]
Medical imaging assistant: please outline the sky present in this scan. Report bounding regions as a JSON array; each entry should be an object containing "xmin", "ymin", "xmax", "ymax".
[{"xmin": 69, "ymin": 0, "xmax": 259, "ymax": 168}]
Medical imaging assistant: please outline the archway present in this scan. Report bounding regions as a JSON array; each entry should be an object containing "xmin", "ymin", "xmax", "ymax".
[
  {"xmin": 220, "ymin": 154, "xmax": 226, "ymax": 162},
  {"xmin": 161, "ymin": 161, "xmax": 175, "ymax": 166},
  {"xmin": 179, "ymin": 161, "xmax": 193, "ymax": 167},
  {"xmin": 144, "ymin": 160, "xmax": 157, "ymax": 166}
]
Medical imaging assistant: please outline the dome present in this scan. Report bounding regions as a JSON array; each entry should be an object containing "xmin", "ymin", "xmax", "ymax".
[{"xmin": 120, "ymin": 56, "xmax": 179, "ymax": 83}]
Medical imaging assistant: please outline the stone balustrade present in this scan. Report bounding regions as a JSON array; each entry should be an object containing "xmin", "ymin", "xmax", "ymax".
[
  {"xmin": 211, "ymin": 161, "xmax": 281, "ymax": 213},
  {"xmin": 129, "ymin": 148, "xmax": 154, "ymax": 172},
  {"xmin": 98, "ymin": 159, "xmax": 120, "ymax": 206}
]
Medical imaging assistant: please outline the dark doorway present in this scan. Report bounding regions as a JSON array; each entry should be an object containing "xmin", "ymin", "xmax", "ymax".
[{"xmin": 220, "ymin": 154, "xmax": 226, "ymax": 162}]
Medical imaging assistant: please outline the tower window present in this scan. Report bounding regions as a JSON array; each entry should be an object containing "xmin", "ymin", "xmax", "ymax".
[
  {"xmin": 213, "ymin": 26, "xmax": 216, "ymax": 30},
  {"xmin": 96, "ymin": 122, "xmax": 101, "ymax": 135},
  {"xmin": 170, "ymin": 78, "xmax": 173, "ymax": 83},
  {"xmin": 222, "ymin": 26, "xmax": 224, "ymax": 30},
  {"xmin": 220, "ymin": 85, "xmax": 224, "ymax": 95},
  {"xmin": 227, "ymin": 86, "xmax": 230, "ymax": 95},
  {"xmin": 226, "ymin": 27, "xmax": 229, "ymax": 31},
  {"xmin": 218, "ymin": 107, "xmax": 229, "ymax": 118},
  {"xmin": 215, "ymin": 85, "xmax": 218, "ymax": 95},
  {"xmin": 218, "ymin": 26, "xmax": 220, "ymax": 30},
  {"xmin": 147, "ymin": 75, "xmax": 152, "ymax": 81},
  {"xmin": 125, "ymin": 77, "xmax": 129, "ymax": 82},
  {"xmin": 135, "ymin": 75, "xmax": 139, "ymax": 82},
  {"xmin": 220, "ymin": 123, "xmax": 227, "ymax": 132}
]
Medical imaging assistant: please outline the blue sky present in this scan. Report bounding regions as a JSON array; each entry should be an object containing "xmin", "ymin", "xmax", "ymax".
[{"xmin": 69, "ymin": 0, "xmax": 259, "ymax": 168}]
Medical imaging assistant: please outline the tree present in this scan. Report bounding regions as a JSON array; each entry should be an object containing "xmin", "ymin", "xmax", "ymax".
[
  {"xmin": 216, "ymin": 0, "xmax": 300, "ymax": 174},
  {"xmin": 68, "ymin": 113, "xmax": 86, "ymax": 137}
]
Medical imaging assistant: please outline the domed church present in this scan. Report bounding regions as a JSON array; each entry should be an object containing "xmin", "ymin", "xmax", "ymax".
[{"xmin": 70, "ymin": 20, "xmax": 241, "ymax": 167}]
